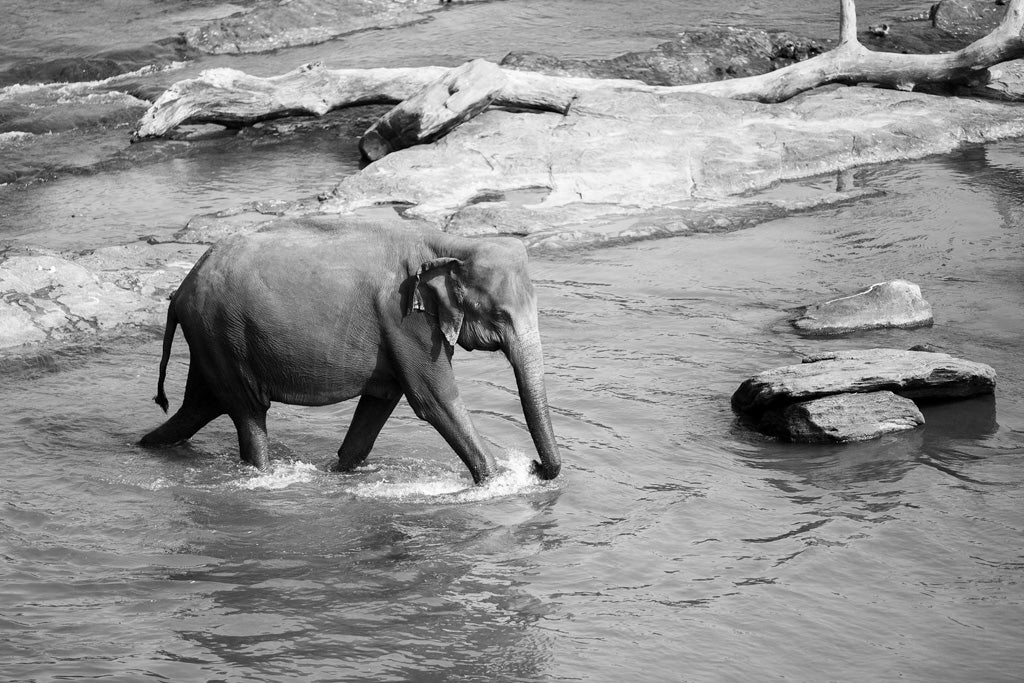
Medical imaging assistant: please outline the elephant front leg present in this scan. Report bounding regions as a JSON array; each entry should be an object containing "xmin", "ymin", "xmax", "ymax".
[
  {"xmin": 334, "ymin": 392, "xmax": 402, "ymax": 472},
  {"xmin": 404, "ymin": 387, "xmax": 497, "ymax": 485}
]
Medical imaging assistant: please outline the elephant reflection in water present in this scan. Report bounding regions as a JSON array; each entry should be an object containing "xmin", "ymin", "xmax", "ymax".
[{"xmin": 140, "ymin": 218, "xmax": 561, "ymax": 485}]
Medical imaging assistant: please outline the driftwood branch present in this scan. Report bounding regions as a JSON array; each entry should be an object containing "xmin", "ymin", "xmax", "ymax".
[
  {"xmin": 132, "ymin": 61, "xmax": 615, "ymax": 140},
  {"xmin": 133, "ymin": 0, "xmax": 1024, "ymax": 146},
  {"xmin": 673, "ymin": 0, "xmax": 1024, "ymax": 102}
]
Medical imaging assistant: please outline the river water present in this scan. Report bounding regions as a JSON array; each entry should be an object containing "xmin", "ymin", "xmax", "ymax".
[{"xmin": 2, "ymin": 1, "xmax": 1023, "ymax": 681}]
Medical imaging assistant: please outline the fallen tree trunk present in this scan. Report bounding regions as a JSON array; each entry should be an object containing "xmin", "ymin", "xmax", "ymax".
[
  {"xmin": 359, "ymin": 59, "xmax": 507, "ymax": 161},
  {"xmin": 673, "ymin": 0, "xmax": 1024, "ymax": 102},
  {"xmin": 133, "ymin": 62, "xmax": 447, "ymax": 139},
  {"xmin": 132, "ymin": 0, "xmax": 1024, "ymax": 141}
]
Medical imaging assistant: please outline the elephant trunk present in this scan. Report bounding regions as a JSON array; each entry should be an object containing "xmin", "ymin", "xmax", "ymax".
[{"xmin": 506, "ymin": 327, "xmax": 561, "ymax": 480}]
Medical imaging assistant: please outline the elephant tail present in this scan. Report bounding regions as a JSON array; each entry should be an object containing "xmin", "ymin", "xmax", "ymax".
[{"xmin": 153, "ymin": 298, "xmax": 178, "ymax": 413}]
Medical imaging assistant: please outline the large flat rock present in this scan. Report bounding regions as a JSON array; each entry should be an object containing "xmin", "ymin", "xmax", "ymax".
[
  {"xmin": 732, "ymin": 348, "xmax": 997, "ymax": 417},
  {"xmin": 318, "ymin": 82, "xmax": 1024, "ymax": 240}
]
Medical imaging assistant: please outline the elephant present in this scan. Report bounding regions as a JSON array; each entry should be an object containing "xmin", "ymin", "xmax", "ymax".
[{"xmin": 139, "ymin": 217, "xmax": 561, "ymax": 485}]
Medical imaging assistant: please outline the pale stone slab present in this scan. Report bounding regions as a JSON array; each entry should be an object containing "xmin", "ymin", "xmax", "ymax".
[
  {"xmin": 0, "ymin": 245, "xmax": 204, "ymax": 350},
  {"xmin": 791, "ymin": 279, "xmax": 933, "ymax": 335}
]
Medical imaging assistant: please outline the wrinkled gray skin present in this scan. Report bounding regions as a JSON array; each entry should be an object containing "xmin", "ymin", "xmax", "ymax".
[{"xmin": 139, "ymin": 218, "xmax": 561, "ymax": 484}]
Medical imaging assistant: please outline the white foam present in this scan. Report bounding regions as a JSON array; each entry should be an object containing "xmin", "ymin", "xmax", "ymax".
[
  {"xmin": 0, "ymin": 131, "xmax": 34, "ymax": 144},
  {"xmin": 235, "ymin": 460, "xmax": 321, "ymax": 490},
  {"xmin": 0, "ymin": 61, "xmax": 187, "ymax": 101},
  {"xmin": 352, "ymin": 449, "xmax": 546, "ymax": 503},
  {"xmin": 136, "ymin": 476, "xmax": 170, "ymax": 491}
]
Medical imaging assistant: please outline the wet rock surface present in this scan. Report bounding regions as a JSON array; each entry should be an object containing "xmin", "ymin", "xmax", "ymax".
[
  {"xmin": 757, "ymin": 390, "xmax": 926, "ymax": 443},
  {"xmin": 733, "ymin": 348, "xmax": 997, "ymax": 417},
  {"xmin": 182, "ymin": 0, "xmax": 441, "ymax": 54},
  {"xmin": 0, "ymin": 244, "xmax": 205, "ymax": 350},
  {"xmin": 791, "ymin": 279, "xmax": 934, "ymax": 335},
  {"xmin": 501, "ymin": 29, "xmax": 830, "ymax": 86},
  {"xmin": 733, "ymin": 348, "xmax": 997, "ymax": 443},
  {"xmin": 932, "ymin": 0, "xmax": 1008, "ymax": 39}
]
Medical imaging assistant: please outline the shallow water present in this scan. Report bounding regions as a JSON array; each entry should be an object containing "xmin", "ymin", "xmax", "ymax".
[
  {"xmin": 2, "ymin": 1, "xmax": 1024, "ymax": 681},
  {"xmin": 3, "ymin": 150, "xmax": 1023, "ymax": 680}
]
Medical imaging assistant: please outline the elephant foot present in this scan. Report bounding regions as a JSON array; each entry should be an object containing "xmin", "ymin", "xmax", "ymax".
[{"xmin": 531, "ymin": 459, "xmax": 557, "ymax": 481}]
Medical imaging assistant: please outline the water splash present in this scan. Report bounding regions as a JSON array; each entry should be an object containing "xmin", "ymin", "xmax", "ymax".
[
  {"xmin": 0, "ymin": 61, "xmax": 187, "ymax": 101},
  {"xmin": 0, "ymin": 130, "xmax": 34, "ymax": 144},
  {"xmin": 235, "ymin": 461, "xmax": 322, "ymax": 491},
  {"xmin": 352, "ymin": 449, "xmax": 548, "ymax": 503}
]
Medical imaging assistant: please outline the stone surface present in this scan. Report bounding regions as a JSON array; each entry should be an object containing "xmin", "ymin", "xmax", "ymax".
[
  {"xmin": 360, "ymin": 59, "xmax": 508, "ymax": 161},
  {"xmin": 732, "ymin": 348, "xmax": 997, "ymax": 417},
  {"xmin": 0, "ymin": 244, "xmax": 204, "ymax": 350},
  {"xmin": 932, "ymin": 0, "xmax": 1008, "ymax": 39},
  {"xmin": 501, "ymin": 29, "xmax": 829, "ymax": 86},
  {"xmin": 183, "ymin": 0, "xmax": 441, "ymax": 54},
  {"xmin": 319, "ymin": 83, "xmax": 1024, "ymax": 240},
  {"xmin": 961, "ymin": 59, "xmax": 1024, "ymax": 101},
  {"xmin": 791, "ymin": 279, "xmax": 934, "ymax": 335},
  {"xmin": 758, "ymin": 390, "xmax": 925, "ymax": 443}
]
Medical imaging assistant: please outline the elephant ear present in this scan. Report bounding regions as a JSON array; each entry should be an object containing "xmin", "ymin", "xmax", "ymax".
[{"xmin": 410, "ymin": 257, "xmax": 465, "ymax": 348}]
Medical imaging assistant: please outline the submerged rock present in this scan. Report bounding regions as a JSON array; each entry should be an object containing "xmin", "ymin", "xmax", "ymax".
[
  {"xmin": 732, "ymin": 348, "xmax": 996, "ymax": 418},
  {"xmin": 932, "ymin": 0, "xmax": 1007, "ymax": 39},
  {"xmin": 0, "ymin": 38, "xmax": 194, "ymax": 88},
  {"xmin": 758, "ymin": 390, "xmax": 925, "ymax": 443},
  {"xmin": 183, "ymin": 0, "xmax": 438, "ymax": 54},
  {"xmin": 791, "ymin": 279, "xmax": 934, "ymax": 335},
  {"xmin": 501, "ymin": 29, "xmax": 828, "ymax": 86}
]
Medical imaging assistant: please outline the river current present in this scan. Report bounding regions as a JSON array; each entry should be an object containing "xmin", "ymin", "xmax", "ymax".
[{"xmin": 2, "ymin": 1, "xmax": 1023, "ymax": 681}]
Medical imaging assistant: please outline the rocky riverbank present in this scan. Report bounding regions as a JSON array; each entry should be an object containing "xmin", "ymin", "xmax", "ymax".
[{"xmin": 4, "ymin": 0, "xmax": 1024, "ymax": 353}]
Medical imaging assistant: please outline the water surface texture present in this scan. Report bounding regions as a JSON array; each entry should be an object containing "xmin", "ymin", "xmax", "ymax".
[{"xmin": 2, "ymin": 1, "xmax": 1023, "ymax": 681}]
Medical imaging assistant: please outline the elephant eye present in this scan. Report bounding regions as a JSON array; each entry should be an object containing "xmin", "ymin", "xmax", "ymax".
[{"xmin": 493, "ymin": 308, "xmax": 515, "ymax": 327}]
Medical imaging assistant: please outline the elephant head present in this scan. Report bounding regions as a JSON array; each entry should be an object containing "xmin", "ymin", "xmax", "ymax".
[{"xmin": 411, "ymin": 239, "xmax": 562, "ymax": 480}]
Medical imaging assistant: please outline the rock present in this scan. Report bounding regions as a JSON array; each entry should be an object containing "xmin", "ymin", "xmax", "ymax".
[
  {"xmin": 791, "ymin": 279, "xmax": 934, "ymax": 335},
  {"xmin": 0, "ymin": 302, "xmax": 48, "ymax": 347},
  {"xmin": 757, "ymin": 391, "xmax": 925, "ymax": 442},
  {"xmin": 961, "ymin": 59, "xmax": 1024, "ymax": 101},
  {"xmin": 932, "ymin": 0, "xmax": 1007, "ymax": 40},
  {"xmin": 0, "ymin": 39, "xmax": 194, "ymax": 87},
  {"xmin": 0, "ymin": 244, "xmax": 203, "ymax": 350},
  {"xmin": 360, "ymin": 59, "xmax": 508, "ymax": 161},
  {"xmin": 183, "ymin": 0, "xmax": 438, "ymax": 54},
  {"xmin": 732, "ymin": 348, "xmax": 996, "ymax": 418},
  {"xmin": 501, "ymin": 29, "xmax": 829, "ymax": 86},
  {"xmin": 320, "ymin": 83, "xmax": 1024, "ymax": 238}
]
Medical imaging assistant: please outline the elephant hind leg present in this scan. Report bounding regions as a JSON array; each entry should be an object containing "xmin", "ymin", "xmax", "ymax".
[
  {"xmin": 230, "ymin": 408, "xmax": 271, "ymax": 470},
  {"xmin": 139, "ymin": 366, "xmax": 223, "ymax": 447},
  {"xmin": 334, "ymin": 392, "xmax": 402, "ymax": 472}
]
